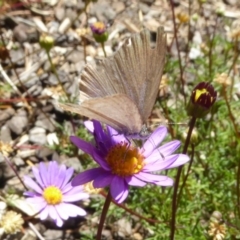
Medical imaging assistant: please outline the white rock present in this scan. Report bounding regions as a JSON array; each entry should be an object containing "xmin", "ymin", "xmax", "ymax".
[
  {"xmin": 58, "ymin": 18, "xmax": 71, "ymax": 34},
  {"xmin": 33, "ymin": 17, "xmax": 48, "ymax": 33},
  {"xmin": 189, "ymin": 47, "xmax": 203, "ymax": 60},
  {"xmin": 29, "ymin": 127, "xmax": 46, "ymax": 145},
  {"xmin": 17, "ymin": 149, "xmax": 36, "ymax": 158},
  {"xmin": 47, "ymin": 132, "xmax": 59, "ymax": 146}
]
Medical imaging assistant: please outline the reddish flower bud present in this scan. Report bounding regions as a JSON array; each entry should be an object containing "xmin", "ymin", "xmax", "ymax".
[{"xmin": 187, "ymin": 82, "xmax": 217, "ymax": 118}]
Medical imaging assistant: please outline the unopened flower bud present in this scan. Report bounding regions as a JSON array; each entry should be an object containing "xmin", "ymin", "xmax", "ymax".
[
  {"xmin": 210, "ymin": 211, "xmax": 223, "ymax": 223},
  {"xmin": 187, "ymin": 82, "xmax": 217, "ymax": 118},
  {"xmin": 213, "ymin": 73, "xmax": 231, "ymax": 87},
  {"xmin": 90, "ymin": 22, "xmax": 108, "ymax": 43},
  {"xmin": 39, "ymin": 34, "xmax": 54, "ymax": 52},
  {"xmin": 192, "ymin": 13, "xmax": 199, "ymax": 22}
]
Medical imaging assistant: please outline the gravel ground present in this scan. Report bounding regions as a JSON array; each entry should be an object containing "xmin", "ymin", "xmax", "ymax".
[{"xmin": 0, "ymin": 0, "xmax": 240, "ymax": 239}]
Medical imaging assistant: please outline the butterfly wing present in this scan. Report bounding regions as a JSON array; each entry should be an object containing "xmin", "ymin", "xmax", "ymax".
[
  {"xmin": 59, "ymin": 94, "xmax": 143, "ymax": 134},
  {"xmin": 80, "ymin": 27, "xmax": 166, "ymax": 123}
]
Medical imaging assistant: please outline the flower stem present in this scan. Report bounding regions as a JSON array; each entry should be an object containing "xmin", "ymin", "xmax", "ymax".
[
  {"xmin": 101, "ymin": 42, "xmax": 107, "ymax": 57},
  {"xmin": 46, "ymin": 51, "xmax": 70, "ymax": 101},
  {"xmin": 4, "ymin": 156, "xmax": 28, "ymax": 191},
  {"xmin": 177, "ymin": 144, "xmax": 195, "ymax": 207},
  {"xmin": 96, "ymin": 191, "xmax": 112, "ymax": 240},
  {"xmin": 169, "ymin": 116, "xmax": 196, "ymax": 240}
]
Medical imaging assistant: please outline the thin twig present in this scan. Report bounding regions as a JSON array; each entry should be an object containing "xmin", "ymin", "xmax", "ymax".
[
  {"xmin": 28, "ymin": 222, "xmax": 45, "ymax": 240},
  {"xmin": 46, "ymin": 51, "xmax": 70, "ymax": 101},
  {"xmin": 169, "ymin": 0, "xmax": 185, "ymax": 103}
]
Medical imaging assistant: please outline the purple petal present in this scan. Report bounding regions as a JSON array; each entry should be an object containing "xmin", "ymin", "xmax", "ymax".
[
  {"xmin": 39, "ymin": 206, "xmax": 49, "ymax": 220},
  {"xmin": 39, "ymin": 162, "xmax": 49, "ymax": 187},
  {"xmin": 53, "ymin": 207, "xmax": 64, "ymax": 227},
  {"xmin": 134, "ymin": 172, "xmax": 173, "ymax": 184},
  {"xmin": 59, "ymin": 166, "xmax": 73, "ymax": 189},
  {"xmin": 62, "ymin": 183, "xmax": 84, "ymax": 194},
  {"xmin": 145, "ymin": 141, "xmax": 180, "ymax": 166},
  {"xmin": 84, "ymin": 120, "xmax": 94, "ymax": 132},
  {"xmin": 144, "ymin": 150, "xmax": 164, "ymax": 165},
  {"xmin": 92, "ymin": 152, "xmax": 111, "ymax": 170},
  {"xmin": 26, "ymin": 196, "xmax": 46, "ymax": 205},
  {"xmin": 144, "ymin": 155, "xmax": 179, "ymax": 171},
  {"xmin": 116, "ymin": 188, "xmax": 129, "ymax": 203},
  {"xmin": 70, "ymin": 136, "xmax": 96, "ymax": 156},
  {"xmin": 58, "ymin": 203, "xmax": 87, "ymax": 217},
  {"xmin": 157, "ymin": 140, "xmax": 181, "ymax": 157},
  {"xmin": 55, "ymin": 203, "xmax": 68, "ymax": 220},
  {"xmin": 125, "ymin": 176, "xmax": 147, "ymax": 187},
  {"xmin": 26, "ymin": 197, "xmax": 47, "ymax": 212},
  {"xmin": 136, "ymin": 173, "xmax": 173, "ymax": 184},
  {"xmin": 107, "ymin": 125, "xmax": 128, "ymax": 145},
  {"xmin": 93, "ymin": 172, "xmax": 114, "ymax": 188},
  {"xmin": 63, "ymin": 192, "xmax": 89, "ymax": 202},
  {"xmin": 154, "ymin": 176, "xmax": 174, "ymax": 186},
  {"xmin": 48, "ymin": 205, "xmax": 57, "ymax": 220},
  {"xmin": 54, "ymin": 164, "xmax": 67, "ymax": 188},
  {"xmin": 24, "ymin": 176, "xmax": 43, "ymax": 194},
  {"xmin": 55, "ymin": 217, "xmax": 64, "ymax": 227},
  {"xmin": 32, "ymin": 166, "xmax": 44, "ymax": 188},
  {"xmin": 61, "ymin": 182, "xmax": 73, "ymax": 193},
  {"xmin": 24, "ymin": 191, "xmax": 37, "ymax": 197},
  {"xmin": 141, "ymin": 126, "xmax": 167, "ymax": 157},
  {"xmin": 49, "ymin": 161, "xmax": 59, "ymax": 185},
  {"xmin": 165, "ymin": 154, "xmax": 190, "ymax": 169},
  {"xmin": 72, "ymin": 168, "xmax": 103, "ymax": 186},
  {"xmin": 110, "ymin": 176, "xmax": 128, "ymax": 203},
  {"xmin": 93, "ymin": 120, "xmax": 107, "ymax": 144}
]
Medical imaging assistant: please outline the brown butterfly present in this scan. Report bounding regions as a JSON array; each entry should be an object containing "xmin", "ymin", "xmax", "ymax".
[{"xmin": 59, "ymin": 27, "xmax": 166, "ymax": 137}]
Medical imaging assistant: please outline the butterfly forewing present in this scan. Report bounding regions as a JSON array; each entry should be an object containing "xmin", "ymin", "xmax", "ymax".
[{"xmin": 59, "ymin": 94, "xmax": 143, "ymax": 134}]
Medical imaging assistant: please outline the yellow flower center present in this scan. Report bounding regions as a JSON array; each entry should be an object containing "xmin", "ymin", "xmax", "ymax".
[
  {"xmin": 43, "ymin": 186, "xmax": 62, "ymax": 205},
  {"xmin": 106, "ymin": 142, "xmax": 145, "ymax": 177}
]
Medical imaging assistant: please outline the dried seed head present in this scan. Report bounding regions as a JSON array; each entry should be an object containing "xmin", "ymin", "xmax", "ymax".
[
  {"xmin": 84, "ymin": 181, "xmax": 102, "ymax": 194},
  {"xmin": 213, "ymin": 73, "xmax": 231, "ymax": 87},
  {"xmin": 0, "ymin": 211, "xmax": 24, "ymax": 234},
  {"xmin": 0, "ymin": 141, "xmax": 13, "ymax": 157},
  {"xmin": 208, "ymin": 221, "xmax": 226, "ymax": 240}
]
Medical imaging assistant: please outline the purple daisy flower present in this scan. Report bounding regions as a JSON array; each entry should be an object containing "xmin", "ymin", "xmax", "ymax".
[
  {"xmin": 24, "ymin": 161, "xmax": 89, "ymax": 227},
  {"xmin": 71, "ymin": 120, "xmax": 190, "ymax": 203}
]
